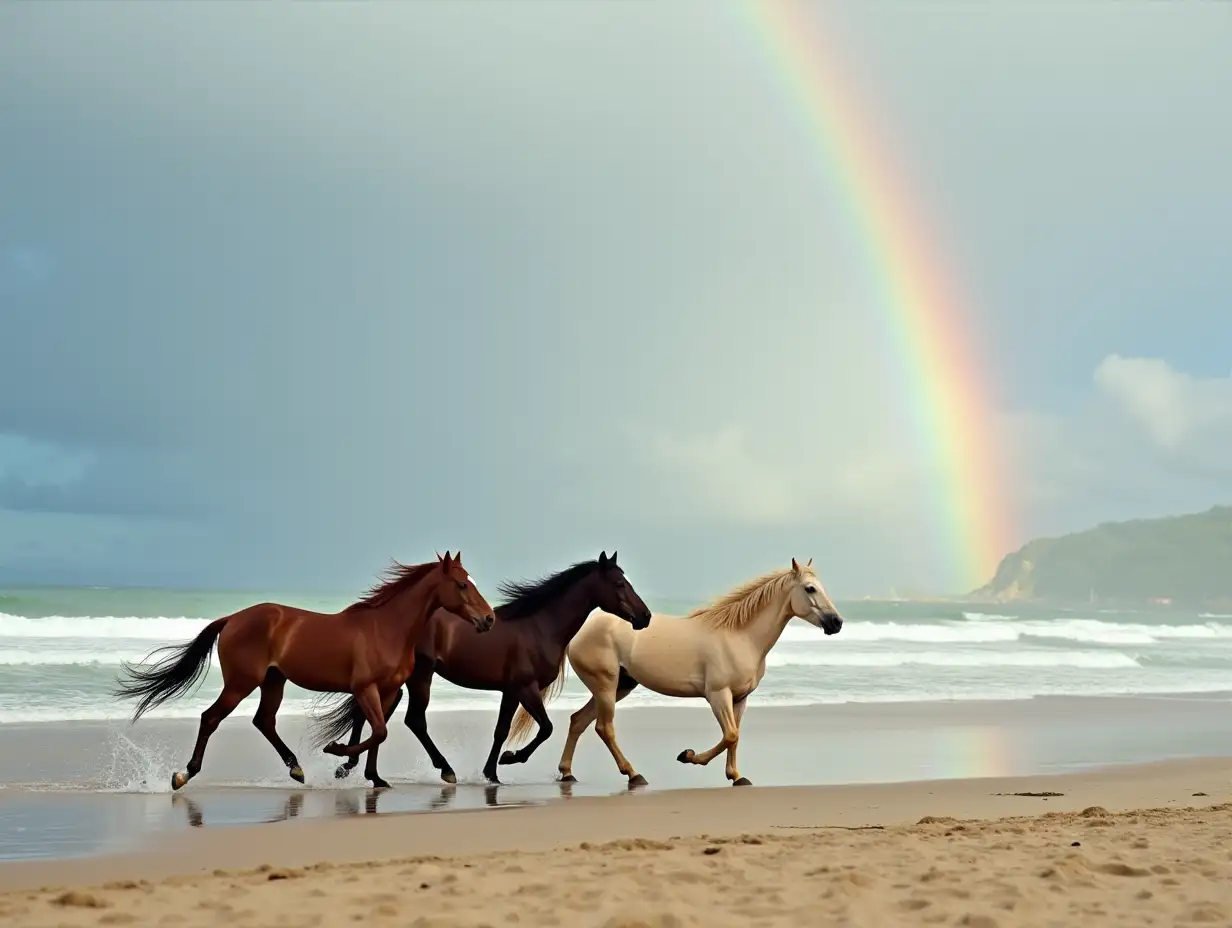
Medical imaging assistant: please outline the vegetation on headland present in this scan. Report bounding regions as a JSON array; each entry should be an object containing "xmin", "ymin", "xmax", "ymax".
[{"xmin": 968, "ymin": 505, "xmax": 1232, "ymax": 607}]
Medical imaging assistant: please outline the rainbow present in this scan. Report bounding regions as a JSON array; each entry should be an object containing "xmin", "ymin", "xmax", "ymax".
[{"xmin": 731, "ymin": 0, "xmax": 1015, "ymax": 592}]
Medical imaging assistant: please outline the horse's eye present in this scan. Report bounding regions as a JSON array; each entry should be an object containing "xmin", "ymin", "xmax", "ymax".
[
  {"xmin": 457, "ymin": 581, "xmax": 468, "ymax": 592},
  {"xmin": 805, "ymin": 584, "xmax": 817, "ymax": 594}
]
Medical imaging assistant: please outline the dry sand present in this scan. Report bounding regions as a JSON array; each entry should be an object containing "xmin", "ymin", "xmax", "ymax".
[{"xmin": 3, "ymin": 757, "xmax": 1231, "ymax": 926}]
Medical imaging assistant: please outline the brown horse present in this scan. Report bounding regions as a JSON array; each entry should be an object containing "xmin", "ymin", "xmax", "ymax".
[
  {"xmin": 312, "ymin": 551, "xmax": 652, "ymax": 784},
  {"xmin": 114, "ymin": 551, "xmax": 495, "ymax": 790}
]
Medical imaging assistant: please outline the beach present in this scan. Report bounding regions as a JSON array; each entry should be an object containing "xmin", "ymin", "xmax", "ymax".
[
  {"xmin": 4, "ymin": 597, "xmax": 1232, "ymax": 922},
  {"xmin": 1, "ymin": 755, "xmax": 1230, "ymax": 926}
]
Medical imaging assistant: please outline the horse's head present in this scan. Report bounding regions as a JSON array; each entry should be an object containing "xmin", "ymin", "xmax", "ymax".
[
  {"xmin": 787, "ymin": 557, "xmax": 842, "ymax": 635},
  {"xmin": 435, "ymin": 551, "xmax": 495, "ymax": 633},
  {"xmin": 591, "ymin": 550, "xmax": 653, "ymax": 630}
]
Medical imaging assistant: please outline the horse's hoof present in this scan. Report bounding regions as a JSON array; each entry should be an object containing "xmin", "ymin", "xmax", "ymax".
[
  {"xmin": 559, "ymin": 774, "xmax": 577, "ymax": 783},
  {"xmin": 323, "ymin": 742, "xmax": 344, "ymax": 757},
  {"xmin": 498, "ymin": 750, "xmax": 519, "ymax": 766},
  {"xmin": 368, "ymin": 776, "xmax": 391, "ymax": 789},
  {"xmin": 334, "ymin": 764, "xmax": 353, "ymax": 779},
  {"xmin": 733, "ymin": 777, "xmax": 753, "ymax": 787},
  {"xmin": 676, "ymin": 749, "xmax": 695, "ymax": 764},
  {"xmin": 484, "ymin": 773, "xmax": 501, "ymax": 785},
  {"xmin": 289, "ymin": 765, "xmax": 305, "ymax": 784},
  {"xmin": 171, "ymin": 771, "xmax": 188, "ymax": 791},
  {"xmin": 440, "ymin": 769, "xmax": 457, "ymax": 785},
  {"xmin": 628, "ymin": 774, "xmax": 648, "ymax": 788}
]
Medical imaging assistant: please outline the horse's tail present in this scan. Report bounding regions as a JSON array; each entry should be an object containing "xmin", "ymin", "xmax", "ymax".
[
  {"xmin": 113, "ymin": 617, "xmax": 228, "ymax": 722},
  {"xmin": 309, "ymin": 693, "xmax": 364, "ymax": 749},
  {"xmin": 505, "ymin": 653, "xmax": 570, "ymax": 749}
]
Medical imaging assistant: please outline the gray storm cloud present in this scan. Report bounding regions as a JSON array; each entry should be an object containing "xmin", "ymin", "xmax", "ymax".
[{"xmin": 1, "ymin": 2, "xmax": 1229, "ymax": 596}]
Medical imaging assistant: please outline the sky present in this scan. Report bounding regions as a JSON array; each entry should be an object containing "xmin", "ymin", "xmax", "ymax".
[{"xmin": 1, "ymin": 1, "xmax": 1230, "ymax": 600}]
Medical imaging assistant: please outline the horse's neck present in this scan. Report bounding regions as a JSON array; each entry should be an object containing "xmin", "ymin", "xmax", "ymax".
[
  {"xmin": 734, "ymin": 591, "xmax": 795, "ymax": 660},
  {"xmin": 380, "ymin": 580, "xmax": 441, "ymax": 652},
  {"xmin": 536, "ymin": 580, "xmax": 599, "ymax": 648}
]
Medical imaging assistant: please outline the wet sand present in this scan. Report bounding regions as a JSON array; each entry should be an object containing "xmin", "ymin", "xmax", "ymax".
[
  {"xmin": 1, "ymin": 757, "xmax": 1230, "ymax": 925},
  {"xmin": 1, "ymin": 695, "xmax": 1231, "ymax": 866}
]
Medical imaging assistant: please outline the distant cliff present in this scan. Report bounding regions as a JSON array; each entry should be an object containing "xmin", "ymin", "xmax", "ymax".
[{"xmin": 970, "ymin": 506, "xmax": 1232, "ymax": 607}]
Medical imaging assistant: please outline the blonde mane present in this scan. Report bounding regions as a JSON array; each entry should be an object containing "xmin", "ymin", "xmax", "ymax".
[{"xmin": 686, "ymin": 568, "xmax": 797, "ymax": 631}]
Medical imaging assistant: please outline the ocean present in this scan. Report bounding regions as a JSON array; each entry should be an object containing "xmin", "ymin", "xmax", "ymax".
[{"xmin": 3, "ymin": 586, "xmax": 1231, "ymax": 725}]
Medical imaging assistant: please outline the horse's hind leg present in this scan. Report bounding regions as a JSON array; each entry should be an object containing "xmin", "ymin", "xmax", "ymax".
[
  {"xmin": 556, "ymin": 696, "xmax": 595, "ymax": 782},
  {"xmin": 176, "ymin": 679, "xmax": 257, "ymax": 790},
  {"xmin": 252, "ymin": 668, "xmax": 304, "ymax": 784},
  {"xmin": 403, "ymin": 665, "xmax": 456, "ymax": 784},
  {"xmin": 337, "ymin": 688, "xmax": 402, "ymax": 779},
  {"xmin": 557, "ymin": 670, "xmax": 638, "ymax": 782},
  {"xmin": 588, "ymin": 669, "xmax": 644, "ymax": 787}
]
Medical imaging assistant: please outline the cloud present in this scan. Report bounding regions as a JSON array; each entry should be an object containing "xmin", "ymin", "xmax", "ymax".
[
  {"xmin": 999, "ymin": 357, "xmax": 1232, "ymax": 545},
  {"xmin": 591, "ymin": 356, "xmax": 1232, "ymax": 587},
  {"xmin": 1094, "ymin": 355, "xmax": 1232, "ymax": 453},
  {"xmin": 0, "ymin": 3, "xmax": 1228, "ymax": 597}
]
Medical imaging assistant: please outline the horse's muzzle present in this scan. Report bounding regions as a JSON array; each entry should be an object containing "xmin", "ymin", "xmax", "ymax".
[
  {"xmin": 822, "ymin": 613, "xmax": 843, "ymax": 636},
  {"xmin": 631, "ymin": 609, "xmax": 652, "ymax": 631},
  {"xmin": 474, "ymin": 614, "xmax": 496, "ymax": 633}
]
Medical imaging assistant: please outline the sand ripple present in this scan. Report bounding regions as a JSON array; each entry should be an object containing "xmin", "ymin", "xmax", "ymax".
[{"xmin": 4, "ymin": 803, "xmax": 1232, "ymax": 926}]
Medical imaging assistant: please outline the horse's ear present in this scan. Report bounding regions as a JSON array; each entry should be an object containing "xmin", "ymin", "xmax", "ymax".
[
  {"xmin": 610, "ymin": 550, "xmax": 618, "ymax": 565},
  {"xmin": 441, "ymin": 551, "xmax": 452, "ymax": 570},
  {"xmin": 598, "ymin": 551, "xmax": 608, "ymax": 567},
  {"xmin": 454, "ymin": 550, "xmax": 463, "ymax": 565},
  {"xmin": 791, "ymin": 557, "xmax": 801, "ymax": 575},
  {"xmin": 806, "ymin": 557, "xmax": 813, "ymax": 568}
]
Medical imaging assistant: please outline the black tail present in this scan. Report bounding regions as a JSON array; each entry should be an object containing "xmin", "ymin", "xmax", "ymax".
[
  {"xmin": 310, "ymin": 693, "xmax": 364, "ymax": 749},
  {"xmin": 114, "ymin": 618, "xmax": 227, "ymax": 722}
]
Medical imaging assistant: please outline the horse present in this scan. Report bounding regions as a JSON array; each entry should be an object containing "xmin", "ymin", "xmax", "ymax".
[
  {"xmin": 311, "ymin": 550, "xmax": 653, "ymax": 784},
  {"xmin": 114, "ymin": 551, "xmax": 495, "ymax": 791},
  {"xmin": 507, "ymin": 557, "xmax": 842, "ymax": 788}
]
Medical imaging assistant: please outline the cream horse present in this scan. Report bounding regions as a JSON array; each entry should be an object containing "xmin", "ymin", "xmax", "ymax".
[{"xmin": 505, "ymin": 558, "xmax": 842, "ymax": 787}]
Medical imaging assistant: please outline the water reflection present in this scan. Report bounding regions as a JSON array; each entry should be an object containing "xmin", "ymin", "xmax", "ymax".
[
  {"xmin": 430, "ymin": 784, "xmax": 456, "ymax": 810},
  {"xmin": 333, "ymin": 789, "xmax": 384, "ymax": 817},
  {"xmin": 172, "ymin": 793, "xmax": 203, "ymax": 828},
  {"xmin": 1, "ymin": 778, "xmax": 623, "ymax": 863}
]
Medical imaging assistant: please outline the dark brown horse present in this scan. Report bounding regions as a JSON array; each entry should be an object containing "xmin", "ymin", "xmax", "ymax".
[
  {"xmin": 115, "ymin": 552, "xmax": 495, "ymax": 790},
  {"xmin": 312, "ymin": 551, "xmax": 651, "ymax": 784}
]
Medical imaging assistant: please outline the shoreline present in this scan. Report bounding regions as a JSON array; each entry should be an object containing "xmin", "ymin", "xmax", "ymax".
[
  {"xmin": 0, "ymin": 694, "xmax": 1230, "ymax": 911},
  {"xmin": 0, "ymin": 756, "xmax": 1229, "ymax": 908},
  {"xmin": 1, "ymin": 694, "xmax": 1229, "ymax": 790},
  {"xmin": 0, "ymin": 694, "xmax": 1230, "ymax": 866}
]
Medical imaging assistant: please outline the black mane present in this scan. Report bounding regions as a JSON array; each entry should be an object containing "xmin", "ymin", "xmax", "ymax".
[
  {"xmin": 343, "ymin": 560, "xmax": 438, "ymax": 613},
  {"xmin": 496, "ymin": 559, "xmax": 601, "ymax": 621}
]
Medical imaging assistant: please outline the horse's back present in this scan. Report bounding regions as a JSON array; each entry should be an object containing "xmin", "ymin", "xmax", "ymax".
[
  {"xmin": 218, "ymin": 602, "xmax": 364, "ymax": 687},
  {"xmin": 569, "ymin": 610, "xmax": 711, "ymax": 697}
]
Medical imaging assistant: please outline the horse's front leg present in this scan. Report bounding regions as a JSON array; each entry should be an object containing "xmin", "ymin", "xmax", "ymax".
[
  {"xmin": 676, "ymin": 687, "xmax": 742, "ymax": 779},
  {"xmin": 724, "ymin": 697, "xmax": 750, "ymax": 785},
  {"xmin": 322, "ymin": 685, "xmax": 392, "ymax": 788},
  {"xmin": 403, "ymin": 664, "xmax": 457, "ymax": 784},
  {"xmin": 482, "ymin": 691, "xmax": 520, "ymax": 784},
  {"xmin": 336, "ymin": 688, "xmax": 403, "ymax": 779},
  {"xmin": 499, "ymin": 685, "xmax": 553, "ymax": 767},
  {"xmin": 361, "ymin": 688, "xmax": 403, "ymax": 789}
]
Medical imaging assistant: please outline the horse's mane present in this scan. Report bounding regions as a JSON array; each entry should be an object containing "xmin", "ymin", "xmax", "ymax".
[
  {"xmin": 496, "ymin": 559, "xmax": 600, "ymax": 621},
  {"xmin": 343, "ymin": 560, "xmax": 438, "ymax": 613},
  {"xmin": 686, "ymin": 568, "xmax": 795, "ymax": 630}
]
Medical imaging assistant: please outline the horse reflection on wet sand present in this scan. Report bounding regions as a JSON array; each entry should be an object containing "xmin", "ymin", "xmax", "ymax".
[{"xmin": 168, "ymin": 781, "xmax": 561, "ymax": 829}]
